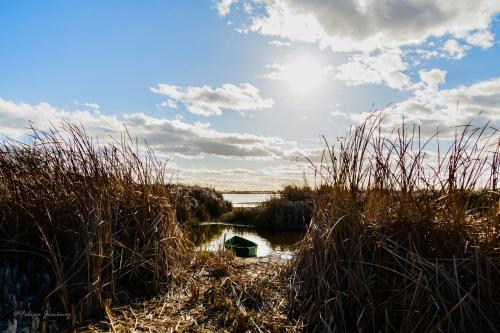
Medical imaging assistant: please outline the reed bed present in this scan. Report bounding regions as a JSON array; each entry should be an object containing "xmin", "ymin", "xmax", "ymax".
[
  {"xmin": 168, "ymin": 184, "xmax": 232, "ymax": 225},
  {"xmin": 290, "ymin": 116, "xmax": 500, "ymax": 332},
  {"xmin": 223, "ymin": 185, "xmax": 313, "ymax": 230},
  {"xmin": 255, "ymin": 198, "xmax": 312, "ymax": 230},
  {"xmin": 254, "ymin": 185, "xmax": 313, "ymax": 230},
  {"xmin": 0, "ymin": 124, "xmax": 190, "ymax": 328},
  {"xmin": 279, "ymin": 185, "xmax": 313, "ymax": 202}
]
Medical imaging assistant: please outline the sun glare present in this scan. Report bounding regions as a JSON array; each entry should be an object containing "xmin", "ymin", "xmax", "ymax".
[{"xmin": 282, "ymin": 57, "xmax": 325, "ymax": 94}]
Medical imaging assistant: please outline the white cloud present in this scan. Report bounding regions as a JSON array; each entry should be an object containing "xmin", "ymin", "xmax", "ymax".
[
  {"xmin": 333, "ymin": 48, "xmax": 412, "ymax": 90},
  {"xmin": 269, "ymin": 40, "xmax": 292, "ymax": 47},
  {"xmin": 416, "ymin": 69, "xmax": 447, "ymax": 91},
  {"xmin": 262, "ymin": 59, "xmax": 331, "ymax": 80},
  {"xmin": 415, "ymin": 48, "xmax": 440, "ymax": 59},
  {"xmin": 464, "ymin": 29, "xmax": 495, "ymax": 48},
  {"xmin": 122, "ymin": 113, "xmax": 301, "ymax": 159},
  {"xmin": 74, "ymin": 100, "xmax": 101, "ymax": 110},
  {"xmin": 248, "ymin": 1, "xmax": 325, "ymax": 45},
  {"xmin": 0, "ymin": 98, "xmax": 120, "ymax": 138},
  {"xmin": 159, "ymin": 100, "xmax": 178, "ymax": 109},
  {"xmin": 329, "ymin": 110, "xmax": 348, "ymax": 118},
  {"xmin": 442, "ymin": 39, "xmax": 470, "ymax": 59},
  {"xmin": 150, "ymin": 83, "xmax": 274, "ymax": 116},
  {"xmin": 243, "ymin": 2, "xmax": 253, "ymax": 14},
  {"xmin": 241, "ymin": 0, "xmax": 500, "ymax": 52},
  {"xmin": 216, "ymin": 0, "xmax": 237, "ymax": 16}
]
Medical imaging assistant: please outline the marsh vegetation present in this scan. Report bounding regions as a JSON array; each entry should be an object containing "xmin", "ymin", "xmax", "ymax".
[
  {"xmin": 0, "ymin": 115, "xmax": 499, "ymax": 332},
  {"xmin": 290, "ymin": 116, "xmax": 500, "ymax": 332},
  {"xmin": 0, "ymin": 125, "xmax": 189, "ymax": 330},
  {"xmin": 222, "ymin": 185, "xmax": 313, "ymax": 231}
]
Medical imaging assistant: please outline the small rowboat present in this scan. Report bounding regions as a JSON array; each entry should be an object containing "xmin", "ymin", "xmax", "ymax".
[{"xmin": 224, "ymin": 236, "xmax": 258, "ymax": 257}]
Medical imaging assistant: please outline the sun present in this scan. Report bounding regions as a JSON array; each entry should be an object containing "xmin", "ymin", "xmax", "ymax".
[{"xmin": 281, "ymin": 57, "xmax": 325, "ymax": 94}]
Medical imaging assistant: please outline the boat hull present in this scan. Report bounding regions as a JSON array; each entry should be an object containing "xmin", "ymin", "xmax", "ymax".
[{"xmin": 224, "ymin": 236, "xmax": 258, "ymax": 257}]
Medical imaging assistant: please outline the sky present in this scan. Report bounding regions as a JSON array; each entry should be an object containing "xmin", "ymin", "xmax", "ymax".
[{"xmin": 1, "ymin": 0, "xmax": 499, "ymax": 190}]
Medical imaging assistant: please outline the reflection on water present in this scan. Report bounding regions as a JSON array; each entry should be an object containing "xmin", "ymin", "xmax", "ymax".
[
  {"xmin": 188, "ymin": 223, "xmax": 304, "ymax": 257},
  {"xmin": 222, "ymin": 193, "xmax": 273, "ymax": 207}
]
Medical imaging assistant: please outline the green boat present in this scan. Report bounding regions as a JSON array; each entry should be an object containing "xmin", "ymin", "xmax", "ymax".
[{"xmin": 224, "ymin": 235, "xmax": 258, "ymax": 257}]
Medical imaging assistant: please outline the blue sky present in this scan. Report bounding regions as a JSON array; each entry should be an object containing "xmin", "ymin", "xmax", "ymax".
[{"xmin": 1, "ymin": 0, "xmax": 499, "ymax": 189}]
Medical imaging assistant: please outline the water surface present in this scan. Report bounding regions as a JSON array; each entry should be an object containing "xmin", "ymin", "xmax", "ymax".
[
  {"xmin": 188, "ymin": 223, "xmax": 304, "ymax": 257},
  {"xmin": 222, "ymin": 193, "xmax": 273, "ymax": 207}
]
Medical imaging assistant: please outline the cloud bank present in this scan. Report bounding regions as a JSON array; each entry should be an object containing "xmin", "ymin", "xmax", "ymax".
[
  {"xmin": 225, "ymin": 0, "xmax": 499, "ymax": 52},
  {"xmin": 150, "ymin": 83, "xmax": 274, "ymax": 116},
  {"xmin": 351, "ymin": 76, "xmax": 500, "ymax": 135},
  {"xmin": 0, "ymin": 97, "xmax": 309, "ymax": 160}
]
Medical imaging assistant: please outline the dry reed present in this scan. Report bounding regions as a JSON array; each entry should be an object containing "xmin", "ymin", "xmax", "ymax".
[
  {"xmin": 290, "ymin": 115, "xmax": 500, "ymax": 332},
  {"xmin": 0, "ymin": 123, "xmax": 190, "ymax": 327}
]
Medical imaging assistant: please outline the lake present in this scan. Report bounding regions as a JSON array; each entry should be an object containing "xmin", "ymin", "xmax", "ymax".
[
  {"xmin": 222, "ymin": 192, "xmax": 273, "ymax": 207},
  {"xmin": 188, "ymin": 223, "xmax": 305, "ymax": 258}
]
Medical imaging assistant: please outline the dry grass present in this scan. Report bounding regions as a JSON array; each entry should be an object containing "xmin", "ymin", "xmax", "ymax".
[
  {"xmin": 0, "ymin": 124, "xmax": 190, "ymax": 326},
  {"xmin": 290, "ymin": 115, "xmax": 500, "ymax": 332},
  {"xmin": 85, "ymin": 251, "xmax": 302, "ymax": 332}
]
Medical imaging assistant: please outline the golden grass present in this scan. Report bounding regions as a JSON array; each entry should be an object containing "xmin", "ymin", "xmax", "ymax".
[
  {"xmin": 290, "ymin": 115, "xmax": 500, "ymax": 332},
  {"xmin": 0, "ymin": 124, "xmax": 190, "ymax": 325},
  {"xmin": 85, "ymin": 251, "xmax": 302, "ymax": 332}
]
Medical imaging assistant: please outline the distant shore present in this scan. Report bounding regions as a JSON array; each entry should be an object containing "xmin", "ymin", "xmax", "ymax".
[{"xmin": 221, "ymin": 190, "xmax": 277, "ymax": 194}]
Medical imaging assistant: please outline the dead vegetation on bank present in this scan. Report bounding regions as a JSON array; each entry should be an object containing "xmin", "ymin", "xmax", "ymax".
[
  {"xmin": 0, "ymin": 124, "xmax": 190, "ymax": 328},
  {"xmin": 290, "ymin": 116, "xmax": 500, "ymax": 332},
  {"xmin": 86, "ymin": 251, "xmax": 302, "ymax": 332}
]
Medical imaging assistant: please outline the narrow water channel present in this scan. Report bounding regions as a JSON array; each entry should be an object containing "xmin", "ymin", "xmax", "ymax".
[{"xmin": 188, "ymin": 223, "xmax": 305, "ymax": 257}]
